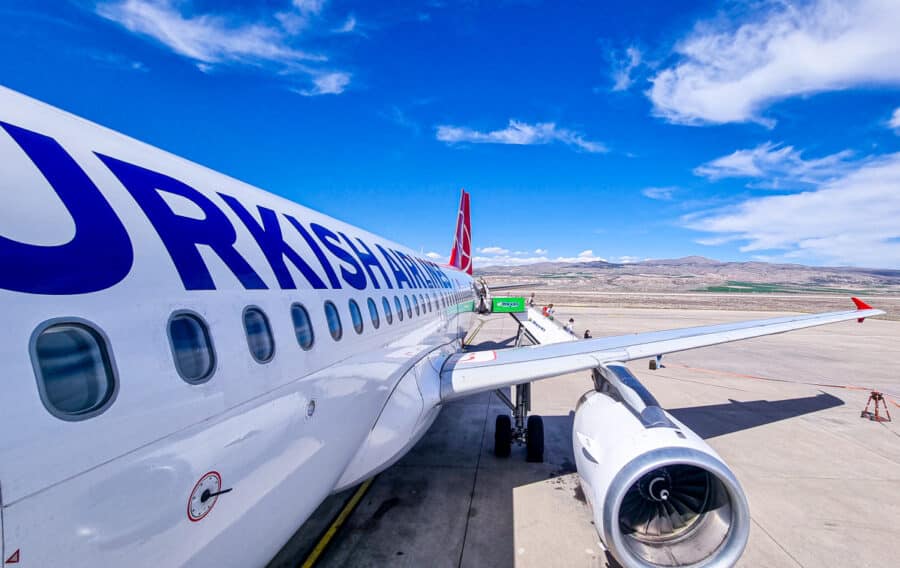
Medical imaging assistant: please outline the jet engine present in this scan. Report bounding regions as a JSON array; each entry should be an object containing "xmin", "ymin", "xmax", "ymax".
[{"xmin": 573, "ymin": 363, "xmax": 749, "ymax": 568}]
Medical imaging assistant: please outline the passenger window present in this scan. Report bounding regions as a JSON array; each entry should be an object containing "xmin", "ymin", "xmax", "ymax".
[
  {"xmin": 413, "ymin": 294, "xmax": 420, "ymax": 316},
  {"xmin": 325, "ymin": 301, "xmax": 343, "ymax": 340},
  {"xmin": 349, "ymin": 299, "xmax": 364, "ymax": 334},
  {"xmin": 395, "ymin": 296, "xmax": 404, "ymax": 321},
  {"xmin": 169, "ymin": 313, "xmax": 215, "ymax": 383},
  {"xmin": 243, "ymin": 307, "xmax": 275, "ymax": 363},
  {"xmin": 404, "ymin": 295, "xmax": 413, "ymax": 318},
  {"xmin": 33, "ymin": 321, "xmax": 117, "ymax": 419},
  {"xmin": 367, "ymin": 298, "xmax": 380, "ymax": 329},
  {"xmin": 382, "ymin": 296, "xmax": 393, "ymax": 324},
  {"xmin": 291, "ymin": 303, "xmax": 314, "ymax": 350}
]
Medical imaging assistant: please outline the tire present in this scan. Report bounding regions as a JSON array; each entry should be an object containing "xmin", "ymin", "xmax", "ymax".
[
  {"xmin": 649, "ymin": 359, "xmax": 658, "ymax": 370},
  {"xmin": 494, "ymin": 415, "xmax": 512, "ymax": 457},
  {"xmin": 526, "ymin": 415, "xmax": 544, "ymax": 463}
]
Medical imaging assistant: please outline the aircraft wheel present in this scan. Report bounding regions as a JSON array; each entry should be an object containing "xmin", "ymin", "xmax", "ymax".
[
  {"xmin": 649, "ymin": 359, "xmax": 658, "ymax": 370},
  {"xmin": 494, "ymin": 415, "xmax": 512, "ymax": 457},
  {"xmin": 525, "ymin": 415, "xmax": 544, "ymax": 463}
]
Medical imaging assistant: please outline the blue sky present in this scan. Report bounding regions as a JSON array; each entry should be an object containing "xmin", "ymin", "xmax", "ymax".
[{"xmin": 2, "ymin": 0, "xmax": 900, "ymax": 268}]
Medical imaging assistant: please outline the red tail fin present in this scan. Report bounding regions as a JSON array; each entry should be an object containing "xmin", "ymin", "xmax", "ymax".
[{"xmin": 448, "ymin": 189, "xmax": 472, "ymax": 275}]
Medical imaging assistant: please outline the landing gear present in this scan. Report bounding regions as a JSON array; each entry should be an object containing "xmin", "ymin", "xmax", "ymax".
[
  {"xmin": 494, "ymin": 415, "xmax": 512, "ymax": 457},
  {"xmin": 526, "ymin": 415, "xmax": 544, "ymax": 462},
  {"xmin": 493, "ymin": 382, "xmax": 544, "ymax": 462},
  {"xmin": 649, "ymin": 354, "xmax": 663, "ymax": 370}
]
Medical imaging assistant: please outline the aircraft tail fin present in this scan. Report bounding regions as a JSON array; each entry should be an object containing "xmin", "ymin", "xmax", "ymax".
[{"xmin": 448, "ymin": 189, "xmax": 472, "ymax": 275}]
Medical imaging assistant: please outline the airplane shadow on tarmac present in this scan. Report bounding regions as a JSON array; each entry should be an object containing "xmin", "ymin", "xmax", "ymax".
[{"xmin": 667, "ymin": 392, "xmax": 844, "ymax": 439}]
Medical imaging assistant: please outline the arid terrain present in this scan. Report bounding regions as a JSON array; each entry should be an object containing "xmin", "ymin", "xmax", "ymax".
[{"xmin": 479, "ymin": 256, "xmax": 900, "ymax": 320}]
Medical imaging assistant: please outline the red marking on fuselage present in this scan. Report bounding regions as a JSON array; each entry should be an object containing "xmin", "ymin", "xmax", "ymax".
[{"xmin": 187, "ymin": 471, "xmax": 222, "ymax": 522}]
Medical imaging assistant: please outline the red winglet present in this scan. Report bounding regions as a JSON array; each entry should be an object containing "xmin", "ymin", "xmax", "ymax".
[{"xmin": 852, "ymin": 297, "xmax": 872, "ymax": 323}]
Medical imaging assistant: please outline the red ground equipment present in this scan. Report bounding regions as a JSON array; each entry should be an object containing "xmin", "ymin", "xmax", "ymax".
[{"xmin": 861, "ymin": 391, "xmax": 892, "ymax": 422}]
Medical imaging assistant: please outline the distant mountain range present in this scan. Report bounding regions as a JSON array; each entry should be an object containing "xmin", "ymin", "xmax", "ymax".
[{"xmin": 477, "ymin": 256, "xmax": 900, "ymax": 295}]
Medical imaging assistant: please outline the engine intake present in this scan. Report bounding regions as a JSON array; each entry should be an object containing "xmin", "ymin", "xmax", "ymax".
[
  {"xmin": 604, "ymin": 448, "xmax": 748, "ymax": 567},
  {"xmin": 575, "ymin": 364, "xmax": 749, "ymax": 567}
]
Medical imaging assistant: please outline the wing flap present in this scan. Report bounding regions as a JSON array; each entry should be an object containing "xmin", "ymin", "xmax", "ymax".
[{"xmin": 440, "ymin": 304, "xmax": 884, "ymax": 401}]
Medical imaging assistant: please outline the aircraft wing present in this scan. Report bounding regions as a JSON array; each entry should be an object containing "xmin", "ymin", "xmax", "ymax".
[{"xmin": 440, "ymin": 299, "xmax": 884, "ymax": 401}]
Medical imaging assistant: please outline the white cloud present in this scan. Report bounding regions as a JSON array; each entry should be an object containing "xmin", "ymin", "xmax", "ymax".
[
  {"xmin": 292, "ymin": 0, "xmax": 325, "ymax": 15},
  {"xmin": 890, "ymin": 107, "xmax": 900, "ymax": 132},
  {"xmin": 642, "ymin": 186, "xmax": 677, "ymax": 200},
  {"xmin": 381, "ymin": 106, "xmax": 420, "ymax": 135},
  {"xmin": 294, "ymin": 71, "xmax": 350, "ymax": 96},
  {"xmin": 610, "ymin": 46, "xmax": 642, "ymax": 91},
  {"xmin": 274, "ymin": 1, "xmax": 326, "ymax": 34},
  {"xmin": 89, "ymin": 52, "xmax": 149, "ymax": 72},
  {"xmin": 687, "ymin": 153, "xmax": 900, "ymax": 267},
  {"xmin": 694, "ymin": 142, "xmax": 857, "ymax": 187},
  {"xmin": 425, "ymin": 251, "xmax": 442, "ymax": 260},
  {"xmin": 96, "ymin": 0, "xmax": 353, "ymax": 96},
  {"xmin": 436, "ymin": 120, "xmax": 607, "ymax": 153},
  {"xmin": 477, "ymin": 246, "xmax": 510, "ymax": 255},
  {"xmin": 473, "ymin": 248, "xmax": 610, "ymax": 268},
  {"xmin": 274, "ymin": 11, "xmax": 308, "ymax": 35},
  {"xmin": 649, "ymin": 0, "xmax": 900, "ymax": 125},
  {"xmin": 334, "ymin": 15, "xmax": 356, "ymax": 33},
  {"xmin": 96, "ymin": 0, "xmax": 322, "ymax": 65}
]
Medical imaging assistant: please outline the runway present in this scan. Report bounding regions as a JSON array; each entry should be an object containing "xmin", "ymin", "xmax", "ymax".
[{"xmin": 269, "ymin": 307, "xmax": 900, "ymax": 567}]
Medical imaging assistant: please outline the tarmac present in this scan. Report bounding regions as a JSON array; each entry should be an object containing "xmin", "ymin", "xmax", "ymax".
[{"xmin": 269, "ymin": 306, "xmax": 900, "ymax": 568}]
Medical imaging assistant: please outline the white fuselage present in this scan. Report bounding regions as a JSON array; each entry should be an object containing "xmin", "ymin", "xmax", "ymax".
[{"xmin": 0, "ymin": 86, "xmax": 474, "ymax": 566}]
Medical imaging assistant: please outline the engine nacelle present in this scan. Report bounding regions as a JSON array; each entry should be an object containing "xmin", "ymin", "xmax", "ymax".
[{"xmin": 573, "ymin": 363, "xmax": 749, "ymax": 568}]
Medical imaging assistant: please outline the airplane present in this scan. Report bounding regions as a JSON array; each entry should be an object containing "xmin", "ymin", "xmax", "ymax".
[{"xmin": 0, "ymin": 85, "xmax": 885, "ymax": 568}]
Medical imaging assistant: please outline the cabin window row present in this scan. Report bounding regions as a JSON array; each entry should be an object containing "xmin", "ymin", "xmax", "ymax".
[{"xmin": 30, "ymin": 289, "xmax": 469, "ymax": 421}]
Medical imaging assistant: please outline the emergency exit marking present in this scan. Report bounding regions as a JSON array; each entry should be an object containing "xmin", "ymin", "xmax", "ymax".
[{"xmin": 5, "ymin": 549, "xmax": 20, "ymax": 564}]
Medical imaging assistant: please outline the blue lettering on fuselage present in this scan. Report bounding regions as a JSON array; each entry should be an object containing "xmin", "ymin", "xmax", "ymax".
[
  {"xmin": 284, "ymin": 215, "xmax": 342, "ymax": 289},
  {"xmin": 377, "ymin": 244, "xmax": 413, "ymax": 289},
  {"xmin": 392, "ymin": 250, "xmax": 425, "ymax": 288},
  {"xmin": 220, "ymin": 194, "xmax": 327, "ymax": 290},
  {"xmin": 340, "ymin": 232, "xmax": 392, "ymax": 289},
  {"xmin": 0, "ymin": 123, "xmax": 134, "ymax": 294},
  {"xmin": 412, "ymin": 256, "xmax": 435, "ymax": 288},
  {"xmin": 98, "ymin": 154, "xmax": 268, "ymax": 291},
  {"xmin": 0, "ymin": 122, "xmax": 460, "ymax": 295},
  {"xmin": 311, "ymin": 223, "xmax": 367, "ymax": 290}
]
